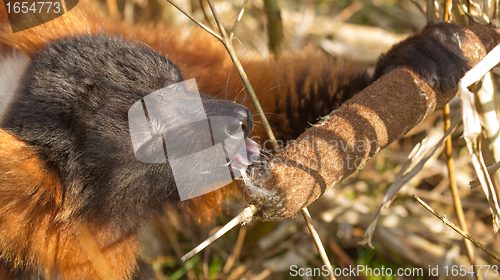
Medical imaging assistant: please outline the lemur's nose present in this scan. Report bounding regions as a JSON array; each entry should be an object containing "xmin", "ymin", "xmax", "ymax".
[{"xmin": 202, "ymin": 99, "xmax": 253, "ymax": 139}]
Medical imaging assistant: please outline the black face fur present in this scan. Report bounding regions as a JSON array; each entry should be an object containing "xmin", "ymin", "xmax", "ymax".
[{"xmin": 1, "ymin": 35, "xmax": 252, "ymax": 232}]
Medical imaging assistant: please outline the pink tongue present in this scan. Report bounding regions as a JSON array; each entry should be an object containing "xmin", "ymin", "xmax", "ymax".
[
  {"xmin": 245, "ymin": 138, "xmax": 260, "ymax": 156},
  {"xmin": 234, "ymin": 138, "xmax": 260, "ymax": 167},
  {"xmin": 234, "ymin": 153, "xmax": 251, "ymax": 166}
]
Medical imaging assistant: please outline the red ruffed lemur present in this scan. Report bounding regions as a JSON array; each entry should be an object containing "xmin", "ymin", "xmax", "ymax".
[{"xmin": 0, "ymin": 0, "xmax": 471, "ymax": 279}]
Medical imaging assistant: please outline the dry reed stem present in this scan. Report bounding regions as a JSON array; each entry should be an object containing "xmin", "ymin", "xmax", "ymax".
[
  {"xmin": 251, "ymin": 26, "xmax": 500, "ymax": 222},
  {"xmin": 442, "ymin": 2, "xmax": 479, "ymax": 278}
]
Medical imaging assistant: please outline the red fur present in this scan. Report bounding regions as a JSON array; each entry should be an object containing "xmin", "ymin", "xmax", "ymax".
[{"xmin": 0, "ymin": 129, "xmax": 138, "ymax": 279}]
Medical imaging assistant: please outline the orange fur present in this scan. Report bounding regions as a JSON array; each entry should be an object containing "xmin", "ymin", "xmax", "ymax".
[{"xmin": 0, "ymin": 129, "xmax": 139, "ymax": 279}]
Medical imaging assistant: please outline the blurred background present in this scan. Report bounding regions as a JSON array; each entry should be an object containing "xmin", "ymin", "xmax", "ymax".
[{"xmin": 92, "ymin": 0, "xmax": 500, "ymax": 279}]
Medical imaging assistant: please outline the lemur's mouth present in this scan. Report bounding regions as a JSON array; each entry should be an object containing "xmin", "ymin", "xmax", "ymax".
[{"xmin": 231, "ymin": 138, "xmax": 260, "ymax": 170}]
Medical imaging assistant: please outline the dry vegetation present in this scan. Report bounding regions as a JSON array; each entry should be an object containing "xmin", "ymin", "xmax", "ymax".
[{"xmin": 94, "ymin": 0, "xmax": 500, "ymax": 279}]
